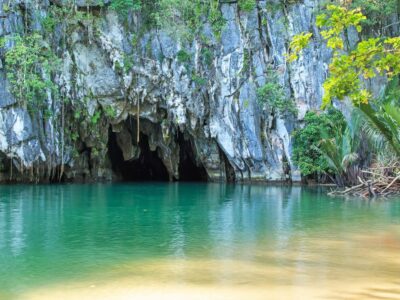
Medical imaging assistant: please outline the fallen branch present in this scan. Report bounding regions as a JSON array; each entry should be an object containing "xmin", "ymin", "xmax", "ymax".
[
  {"xmin": 328, "ymin": 163, "xmax": 400, "ymax": 198},
  {"xmin": 381, "ymin": 174, "xmax": 400, "ymax": 194}
]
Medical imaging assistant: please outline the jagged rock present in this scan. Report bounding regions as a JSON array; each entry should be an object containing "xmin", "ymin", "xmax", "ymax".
[{"xmin": 0, "ymin": 0, "xmax": 385, "ymax": 183}]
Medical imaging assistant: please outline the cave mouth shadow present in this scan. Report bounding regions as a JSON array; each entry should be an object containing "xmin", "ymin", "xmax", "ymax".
[
  {"xmin": 177, "ymin": 132, "xmax": 208, "ymax": 182},
  {"xmin": 108, "ymin": 130, "xmax": 169, "ymax": 182},
  {"xmin": 108, "ymin": 128, "xmax": 208, "ymax": 182}
]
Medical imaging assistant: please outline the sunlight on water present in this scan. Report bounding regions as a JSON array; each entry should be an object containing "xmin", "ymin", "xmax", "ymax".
[
  {"xmin": 21, "ymin": 226, "xmax": 400, "ymax": 300},
  {"xmin": 0, "ymin": 184, "xmax": 399, "ymax": 300}
]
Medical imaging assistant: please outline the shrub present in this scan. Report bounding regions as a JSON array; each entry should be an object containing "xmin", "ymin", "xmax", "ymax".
[
  {"xmin": 256, "ymin": 71, "xmax": 297, "ymax": 116},
  {"xmin": 292, "ymin": 109, "xmax": 346, "ymax": 177}
]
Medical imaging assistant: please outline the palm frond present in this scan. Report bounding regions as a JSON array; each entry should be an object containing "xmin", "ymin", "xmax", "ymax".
[
  {"xmin": 359, "ymin": 103, "xmax": 400, "ymax": 157},
  {"xmin": 342, "ymin": 152, "xmax": 359, "ymax": 168}
]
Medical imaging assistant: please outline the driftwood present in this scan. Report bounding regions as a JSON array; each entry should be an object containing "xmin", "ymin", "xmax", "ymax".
[{"xmin": 328, "ymin": 162, "xmax": 400, "ymax": 198}]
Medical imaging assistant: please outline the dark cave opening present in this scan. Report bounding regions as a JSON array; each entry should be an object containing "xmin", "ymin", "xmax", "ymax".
[
  {"xmin": 108, "ymin": 129, "xmax": 169, "ymax": 181},
  {"xmin": 177, "ymin": 133, "xmax": 208, "ymax": 182},
  {"xmin": 108, "ymin": 127, "xmax": 208, "ymax": 182}
]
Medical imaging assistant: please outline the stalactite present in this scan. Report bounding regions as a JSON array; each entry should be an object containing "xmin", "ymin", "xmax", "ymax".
[{"xmin": 136, "ymin": 99, "xmax": 140, "ymax": 144}]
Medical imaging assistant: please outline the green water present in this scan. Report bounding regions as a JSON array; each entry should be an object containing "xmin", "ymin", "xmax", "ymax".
[{"xmin": 0, "ymin": 183, "xmax": 400, "ymax": 299}]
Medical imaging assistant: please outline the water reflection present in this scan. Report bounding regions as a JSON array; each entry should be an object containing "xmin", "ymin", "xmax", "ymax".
[{"xmin": 0, "ymin": 184, "xmax": 399, "ymax": 297}]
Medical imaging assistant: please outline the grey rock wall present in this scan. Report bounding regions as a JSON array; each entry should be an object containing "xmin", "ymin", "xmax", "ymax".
[{"xmin": 0, "ymin": 0, "xmax": 334, "ymax": 182}]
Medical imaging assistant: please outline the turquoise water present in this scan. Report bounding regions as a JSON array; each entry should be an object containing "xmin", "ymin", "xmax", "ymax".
[{"xmin": 0, "ymin": 184, "xmax": 399, "ymax": 299}]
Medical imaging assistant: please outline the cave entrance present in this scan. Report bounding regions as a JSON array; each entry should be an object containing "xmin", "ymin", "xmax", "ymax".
[
  {"xmin": 178, "ymin": 133, "xmax": 208, "ymax": 182},
  {"xmin": 108, "ymin": 129, "xmax": 169, "ymax": 182}
]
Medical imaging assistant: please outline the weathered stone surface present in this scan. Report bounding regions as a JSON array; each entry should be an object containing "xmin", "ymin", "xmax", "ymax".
[
  {"xmin": 0, "ymin": 73, "xmax": 16, "ymax": 108},
  {"xmin": 0, "ymin": 0, "xmax": 391, "ymax": 183}
]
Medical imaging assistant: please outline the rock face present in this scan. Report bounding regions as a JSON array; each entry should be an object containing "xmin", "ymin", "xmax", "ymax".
[{"xmin": 0, "ymin": 0, "xmax": 337, "ymax": 182}]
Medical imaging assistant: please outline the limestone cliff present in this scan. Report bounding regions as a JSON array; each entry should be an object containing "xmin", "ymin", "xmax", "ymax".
[{"xmin": 0, "ymin": 0, "xmax": 342, "ymax": 182}]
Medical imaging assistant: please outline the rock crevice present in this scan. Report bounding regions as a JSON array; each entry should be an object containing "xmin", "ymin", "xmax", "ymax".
[{"xmin": 0, "ymin": 0, "xmax": 367, "ymax": 183}]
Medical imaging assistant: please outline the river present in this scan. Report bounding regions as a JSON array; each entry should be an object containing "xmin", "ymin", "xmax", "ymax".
[{"xmin": 0, "ymin": 183, "xmax": 399, "ymax": 299}]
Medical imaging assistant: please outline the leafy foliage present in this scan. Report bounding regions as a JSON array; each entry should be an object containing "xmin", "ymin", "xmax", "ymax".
[
  {"xmin": 287, "ymin": 32, "xmax": 312, "ymax": 62},
  {"xmin": 318, "ymin": 123, "xmax": 360, "ymax": 186},
  {"xmin": 288, "ymin": 5, "xmax": 400, "ymax": 108},
  {"xmin": 41, "ymin": 3, "xmax": 97, "ymax": 36},
  {"xmin": 176, "ymin": 50, "xmax": 191, "ymax": 63},
  {"xmin": 151, "ymin": 0, "xmax": 225, "ymax": 41},
  {"xmin": 358, "ymin": 101, "xmax": 400, "ymax": 157},
  {"xmin": 316, "ymin": 5, "xmax": 366, "ymax": 49},
  {"xmin": 1, "ymin": 34, "xmax": 60, "ymax": 114},
  {"xmin": 256, "ymin": 70, "xmax": 297, "ymax": 116},
  {"xmin": 292, "ymin": 109, "xmax": 346, "ymax": 177},
  {"xmin": 346, "ymin": 0, "xmax": 398, "ymax": 35},
  {"xmin": 238, "ymin": 0, "xmax": 257, "ymax": 12},
  {"xmin": 110, "ymin": 0, "xmax": 141, "ymax": 15}
]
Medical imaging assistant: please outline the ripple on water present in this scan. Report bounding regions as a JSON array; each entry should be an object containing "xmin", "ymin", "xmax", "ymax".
[{"xmin": 0, "ymin": 184, "xmax": 398, "ymax": 299}]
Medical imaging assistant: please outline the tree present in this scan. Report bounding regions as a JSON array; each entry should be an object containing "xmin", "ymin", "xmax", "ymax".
[
  {"xmin": 288, "ymin": 5, "xmax": 400, "ymax": 108},
  {"xmin": 288, "ymin": 4, "xmax": 400, "ymax": 158}
]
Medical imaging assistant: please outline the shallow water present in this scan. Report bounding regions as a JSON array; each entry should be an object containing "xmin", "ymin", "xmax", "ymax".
[{"xmin": 0, "ymin": 183, "xmax": 399, "ymax": 299}]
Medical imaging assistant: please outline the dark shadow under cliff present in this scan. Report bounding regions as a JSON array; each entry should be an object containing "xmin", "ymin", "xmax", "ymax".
[
  {"xmin": 108, "ymin": 131, "xmax": 169, "ymax": 181},
  {"xmin": 108, "ymin": 128, "xmax": 208, "ymax": 182},
  {"xmin": 177, "ymin": 132, "xmax": 208, "ymax": 182}
]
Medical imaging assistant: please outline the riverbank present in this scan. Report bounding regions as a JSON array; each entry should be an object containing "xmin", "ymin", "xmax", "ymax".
[{"xmin": 20, "ymin": 232, "xmax": 400, "ymax": 300}]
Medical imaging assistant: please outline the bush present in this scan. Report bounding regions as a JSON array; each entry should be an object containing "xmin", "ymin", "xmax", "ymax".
[
  {"xmin": 256, "ymin": 70, "xmax": 297, "ymax": 116},
  {"xmin": 238, "ymin": 0, "xmax": 256, "ymax": 12},
  {"xmin": 110, "ymin": 0, "xmax": 141, "ymax": 15},
  {"xmin": 292, "ymin": 109, "xmax": 346, "ymax": 177}
]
